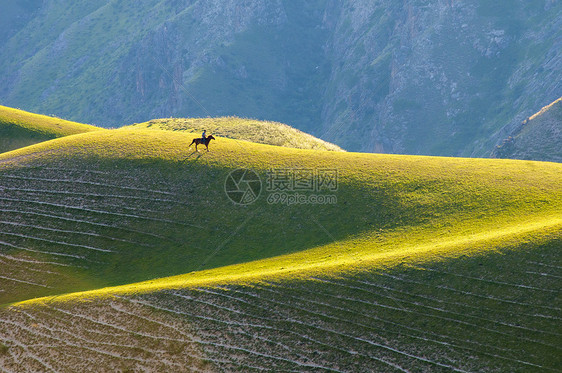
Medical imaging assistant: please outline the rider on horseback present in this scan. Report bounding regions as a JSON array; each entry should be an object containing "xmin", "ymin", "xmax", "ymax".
[{"xmin": 189, "ymin": 131, "xmax": 214, "ymax": 152}]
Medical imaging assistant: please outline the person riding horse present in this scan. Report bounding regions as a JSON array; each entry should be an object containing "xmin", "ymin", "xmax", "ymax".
[{"xmin": 189, "ymin": 132, "xmax": 215, "ymax": 152}]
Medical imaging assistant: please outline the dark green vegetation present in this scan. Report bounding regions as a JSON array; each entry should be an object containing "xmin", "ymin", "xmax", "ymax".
[
  {"xmin": 494, "ymin": 97, "xmax": 562, "ymax": 162},
  {"xmin": 1, "ymin": 0, "xmax": 560, "ymax": 156}
]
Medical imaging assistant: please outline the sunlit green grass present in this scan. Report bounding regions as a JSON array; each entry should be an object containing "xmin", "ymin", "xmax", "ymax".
[
  {"xmin": 126, "ymin": 116, "xmax": 344, "ymax": 151},
  {"xmin": 1, "ymin": 127, "xmax": 560, "ymax": 306},
  {"xmin": 0, "ymin": 105, "xmax": 101, "ymax": 153}
]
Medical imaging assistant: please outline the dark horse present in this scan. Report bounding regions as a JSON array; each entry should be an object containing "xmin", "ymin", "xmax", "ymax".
[{"xmin": 189, "ymin": 135, "xmax": 215, "ymax": 152}]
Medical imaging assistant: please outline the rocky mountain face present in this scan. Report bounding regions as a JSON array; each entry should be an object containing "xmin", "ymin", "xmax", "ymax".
[
  {"xmin": 1, "ymin": 0, "xmax": 560, "ymax": 156},
  {"xmin": 493, "ymin": 97, "xmax": 561, "ymax": 162}
]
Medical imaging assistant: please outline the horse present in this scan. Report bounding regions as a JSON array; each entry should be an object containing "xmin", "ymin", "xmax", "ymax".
[{"xmin": 189, "ymin": 135, "xmax": 215, "ymax": 152}]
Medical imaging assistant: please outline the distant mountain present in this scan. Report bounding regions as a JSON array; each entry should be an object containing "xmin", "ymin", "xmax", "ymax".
[
  {"xmin": 0, "ymin": 0, "xmax": 560, "ymax": 156},
  {"xmin": 493, "ymin": 97, "xmax": 561, "ymax": 162}
]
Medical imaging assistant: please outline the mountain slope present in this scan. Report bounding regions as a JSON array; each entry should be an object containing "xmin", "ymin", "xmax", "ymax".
[
  {"xmin": 493, "ymin": 97, "xmax": 562, "ymax": 162},
  {"xmin": 2, "ymin": 231, "xmax": 561, "ymax": 371},
  {"xmin": 0, "ymin": 128, "xmax": 560, "ymax": 305},
  {"xmin": 0, "ymin": 127, "xmax": 560, "ymax": 371},
  {"xmin": 0, "ymin": 105, "xmax": 101, "ymax": 154},
  {"xmin": 1, "ymin": 1, "xmax": 560, "ymax": 155}
]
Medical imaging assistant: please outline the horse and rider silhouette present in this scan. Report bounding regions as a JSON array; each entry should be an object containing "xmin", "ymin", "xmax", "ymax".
[{"xmin": 189, "ymin": 132, "xmax": 215, "ymax": 152}]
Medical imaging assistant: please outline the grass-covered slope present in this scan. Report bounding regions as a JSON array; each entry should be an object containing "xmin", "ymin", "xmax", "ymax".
[
  {"xmin": 0, "ymin": 128, "xmax": 560, "ymax": 371},
  {"xmin": 127, "ymin": 117, "xmax": 344, "ymax": 151},
  {"xmin": 493, "ymin": 97, "xmax": 562, "ymax": 162},
  {"xmin": 0, "ymin": 105, "xmax": 101, "ymax": 154},
  {"xmin": 0, "ymin": 128, "xmax": 560, "ymax": 305},
  {"xmin": 1, "ymin": 239, "xmax": 560, "ymax": 372}
]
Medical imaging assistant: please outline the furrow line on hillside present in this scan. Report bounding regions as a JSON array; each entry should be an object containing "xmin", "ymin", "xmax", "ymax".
[
  {"xmin": 0, "ymin": 209, "xmax": 173, "ymax": 242},
  {"xmin": 525, "ymin": 271, "xmax": 562, "ymax": 279},
  {"xmin": 254, "ymin": 284, "xmax": 521, "ymax": 371},
  {"xmin": 156, "ymin": 289, "xmax": 376, "ymax": 367},
  {"xmin": 193, "ymin": 286, "xmax": 392, "ymax": 356},
  {"xmin": 0, "ymin": 174, "xmax": 176, "ymax": 196},
  {"xmin": 21, "ymin": 305, "xmax": 212, "ymax": 370},
  {"xmin": 312, "ymin": 277, "xmax": 561, "ymax": 338},
  {"xmin": 41, "ymin": 167, "xmax": 131, "ymax": 176},
  {"xmin": 0, "ymin": 231, "xmax": 113, "ymax": 253},
  {"xmin": 252, "ymin": 280, "xmax": 549, "ymax": 369},
  {"xmin": 342, "ymin": 276, "xmax": 561, "ymax": 322},
  {"xmin": 133, "ymin": 296, "xmax": 365, "ymax": 372},
  {"xmin": 0, "ymin": 240, "xmax": 86, "ymax": 260},
  {"xmin": 527, "ymin": 261, "xmax": 562, "ymax": 270},
  {"xmin": 0, "ymin": 221, "xmax": 153, "ymax": 248},
  {"xmin": 1, "ymin": 186, "xmax": 183, "ymax": 205},
  {"xmin": 379, "ymin": 273, "xmax": 562, "ymax": 312},
  {"xmin": 261, "ymin": 281, "xmax": 521, "ymax": 356},
  {"xmin": 115, "ymin": 297, "xmax": 306, "ymax": 372},
  {"xmin": 304, "ymin": 277, "xmax": 561, "ymax": 347},
  {"xmin": 169, "ymin": 292, "xmax": 316, "ymax": 357},
  {"xmin": 5, "ymin": 262, "xmax": 58, "ymax": 276},
  {"xmin": 0, "ymin": 275, "xmax": 51, "ymax": 289},
  {"xmin": 220, "ymin": 287, "xmax": 467, "ymax": 372},
  {"xmin": 0, "ymin": 253, "xmax": 71, "ymax": 268},
  {"xmin": 14, "ymin": 309, "xmax": 188, "ymax": 365},
  {"xmin": 197, "ymin": 284, "xmax": 530, "ymax": 371},
  {"xmin": 2, "ymin": 338, "xmax": 59, "ymax": 373},
  {"xmin": 0, "ymin": 197, "xmax": 198, "ymax": 227},
  {"xmin": 42, "ymin": 304, "xmax": 196, "ymax": 347},
  {"xmin": 410, "ymin": 265, "xmax": 559, "ymax": 292},
  {"xmin": 262, "ymin": 280, "xmax": 562, "ymax": 370},
  {"xmin": 1, "ymin": 195, "xmax": 177, "ymax": 223}
]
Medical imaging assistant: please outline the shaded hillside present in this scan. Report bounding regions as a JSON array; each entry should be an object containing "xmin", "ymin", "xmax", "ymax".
[
  {"xmin": 2, "ymin": 240, "xmax": 560, "ymax": 372},
  {"xmin": 0, "ymin": 126, "xmax": 560, "ymax": 371},
  {"xmin": 0, "ymin": 105, "xmax": 101, "ymax": 154},
  {"xmin": 493, "ymin": 97, "xmax": 562, "ymax": 162},
  {"xmin": 0, "ymin": 128, "xmax": 560, "ymax": 306},
  {"xmin": 127, "ymin": 117, "xmax": 344, "ymax": 151},
  {"xmin": 0, "ymin": 0, "xmax": 560, "ymax": 155}
]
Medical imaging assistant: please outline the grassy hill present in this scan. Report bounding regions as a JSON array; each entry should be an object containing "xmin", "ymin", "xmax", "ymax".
[
  {"xmin": 127, "ymin": 117, "xmax": 344, "ymax": 151},
  {"xmin": 0, "ymin": 105, "xmax": 101, "ymax": 154},
  {"xmin": 493, "ymin": 97, "xmax": 562, "ymax": 162},
  {"xmin": 0, "ymin": 127, "xmax": 560, "ymax": 371}
]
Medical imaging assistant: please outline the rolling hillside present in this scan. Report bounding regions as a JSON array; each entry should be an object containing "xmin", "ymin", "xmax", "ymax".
[
  {"xmin": 0, "ymin": 105, "xmax": 101, "ymax": 154},
  {"xmin": 127, "ymin": 117, "xmax": 344, "ymax": 151},
  {"xmin": 0, "ymin": 127, "xmax": 560, "ymax": 371}
]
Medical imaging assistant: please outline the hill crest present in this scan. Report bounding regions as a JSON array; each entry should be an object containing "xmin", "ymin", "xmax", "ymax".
[
  {"xmin": 0, "ymin": 105, "xmax": 101, "ymax": 154},
  {"xmin": 127, "ymin": 117, "xmax": 344, "ymax": 151}
]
